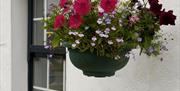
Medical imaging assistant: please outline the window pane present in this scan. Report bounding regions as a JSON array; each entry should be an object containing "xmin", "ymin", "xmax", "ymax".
[
  {"xmin": 33, "ymin": 21, "xmax": 44, "ymax": 45},
  {"xmin": 33, "ymin": 56, "xmax": 64, "ymax": 90},
  {"xmin": 33, "ymin": 57, "xmax": 47, "ymax": 88},
  {"xmin": 33, "ymin": 0, "xmax": 44, "ymax": 18},
  {"xmin": 49, "ymin": 56, "xmax": 64, "ymax": 91}
]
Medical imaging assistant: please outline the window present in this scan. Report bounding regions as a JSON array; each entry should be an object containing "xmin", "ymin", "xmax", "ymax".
[{"xmin": 28, "ymin": 0, "xmax": 66, "ymax": 91}]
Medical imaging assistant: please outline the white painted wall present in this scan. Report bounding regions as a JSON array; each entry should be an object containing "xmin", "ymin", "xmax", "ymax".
[
  {"xmin": 11, "ymin": 0, "xmax": 28, "ymax": 91},
  {"xmin": 0, "ymin": 0, "xmax": 28, "ymax": 91},
  {"xmin": 66, "ymin": 0, "xmax": 180, "ymax": 91},
  {"xmin": 0, "ymin": 0, "xmax": 12, "ymax": 91},
  {"xmin": 0, "ymin": 0, "xmax": 180, "ymax": 91}
]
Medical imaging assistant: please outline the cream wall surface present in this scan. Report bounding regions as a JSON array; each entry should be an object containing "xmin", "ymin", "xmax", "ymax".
[
  {"xmin": 0, "ymin": 0, "xmax": 179, "ymax": 91},
  {"xmin": 0, "ymin": 0, "xmax": 27, "ymax": 91}
]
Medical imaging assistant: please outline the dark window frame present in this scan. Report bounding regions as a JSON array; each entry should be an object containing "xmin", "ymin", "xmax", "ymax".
[{"xmin": 28, "ymin": 0, "xmax": 66, "ymax": 91}]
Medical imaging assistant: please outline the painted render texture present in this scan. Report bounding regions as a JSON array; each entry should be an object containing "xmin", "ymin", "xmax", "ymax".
[{"xmin": 0, "ymin": 0, "xmax": 180, "ymax": 91}]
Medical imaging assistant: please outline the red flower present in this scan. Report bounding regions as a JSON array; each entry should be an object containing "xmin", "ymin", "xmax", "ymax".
[
  {"xmin": 100, "ymin": 0, "xmax": 118, "ymax": 13},
  {"xmin": 54, "ymin": 14, "xmax": 65, "ymax": 30},
  {"xmin": 148, "ymin": 0, "xmax": 159, "ymax": 5},
  {"xmin": 63, "ymin": 7, "xmax": 70, "ymax": 14},
  {"xmin": 99, "ymin": 12, "xmax": 103, "ymax": 17},
  {"xmin": 69, "ymin": 14, "xmax": 83, "ymax": 29},
  {"xmin": 59, "ymin": 0, "xmax": 68, "ymax": 8},
  {"xmin": 73, "ymin": 0, "xmax": 91, "ymax": 16},
  {"xmin": 160, "ymin": 10, "xmax": 176, "ymax": 25},
  {"xmin": 150, "ymin": 3, "xmax": 162, "ymax": 16},
  {"xmin": 148, "ymin": 0, "xmax": 162, "ymax": 16}
]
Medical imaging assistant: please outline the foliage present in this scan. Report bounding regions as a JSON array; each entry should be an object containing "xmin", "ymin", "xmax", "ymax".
[{"xmin": 44, "ymin": 0, "xmax": 176, "ymax": 60}]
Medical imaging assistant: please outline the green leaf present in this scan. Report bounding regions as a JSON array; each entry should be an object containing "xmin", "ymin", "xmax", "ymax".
[{"xmin": 52, "ymin": 33, "xmax": 61, "ymax": 48}]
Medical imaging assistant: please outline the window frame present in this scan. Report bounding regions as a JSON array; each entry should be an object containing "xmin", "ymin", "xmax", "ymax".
[{"xmin": 27, "ymin": 0, "xmax": 66, "ymax": 91}]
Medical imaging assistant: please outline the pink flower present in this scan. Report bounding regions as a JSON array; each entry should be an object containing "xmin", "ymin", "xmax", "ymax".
[
  {"xmin": 59, "ymin": 0, "xmax": 68, "ymax": 8},
  {"xmin": 100, "ymin": 0, "xmax": 118, "ymax": 13},
  {"xmin": 129, "ymin": 15, "xmax": 140, "ymax": 24},
  {"xmin": 54, "ymin": 14, "xmax": 65, "ymax": 30},
  {"xmin": 69, "ymin": 14, "xmax": 83, "ymax": 29},
  {"xmin": 73, "ymin": 0, "xmax": 91, "ymax": 16}
]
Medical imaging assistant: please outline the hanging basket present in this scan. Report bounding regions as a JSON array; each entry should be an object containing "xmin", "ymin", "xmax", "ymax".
[{"xmin": 68, "ymin": 49, "xmax": 129, "ymax": 77}]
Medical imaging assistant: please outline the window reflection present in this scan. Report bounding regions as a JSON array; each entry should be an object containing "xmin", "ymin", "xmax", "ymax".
[
  {"xmin": 49, "ymin": 56, "xmax": 64, "ymax": 91},
  {"xmin": 33, "ymin": 21, "xmax": 44, "ymax": 45},
  {"xmin": 33, "ymin": 0, "xmax": 44, "ymax": 18},
  {"xmin": 33, "ymin": 56, "xmax": 64, "ymax": 91}
]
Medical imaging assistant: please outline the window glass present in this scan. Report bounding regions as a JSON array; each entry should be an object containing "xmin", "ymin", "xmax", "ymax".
[
  {"xmin": 33, "ymin": 21, "xmax": 44, "ymax": 45},
  {"xmin": 32, "ymin": 0, "xmax": 65, "ymax": 91},
  {"xmin": 33, "ymin": 0, "xmax": 44, "ymax": 18},
  {"xmin": 49, "ymin": 56, "xmax": 64, "ymax": 91},
  {"xmin": 33, "ymin": 57, "xmax": 47, "ymax": 88},
  {"xmin": 33, "ymin": 56, "xmax": 64, "ymax": 91}
]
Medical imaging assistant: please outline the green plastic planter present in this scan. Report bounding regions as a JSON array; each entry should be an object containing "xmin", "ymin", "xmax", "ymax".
[{"xmin": 68, "ymin": 49, "xmax": 129, "ymax": 77}]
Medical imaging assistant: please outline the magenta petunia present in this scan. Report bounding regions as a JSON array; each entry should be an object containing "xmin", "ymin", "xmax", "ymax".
[
  {"xmin": 160, "ymin": 10, "xmax": 176, "ymax": 25},
  {"xmin": 69, "ymin": 14, "xmax": 83, "ymax": 29},
  {"xmin": 59, "ymin": 0, "xmax": 68, "ymax": 8},
  {"xmin": 73, "ymin": 0, "xmax": 91, "ymax": 16},
  {"xmin": 100, "ymin": 0, "xmax": 118, "ymax": 13},
  {"xmin": 54, "ymin": 14, "xmax": 65, "ymax": 30}
]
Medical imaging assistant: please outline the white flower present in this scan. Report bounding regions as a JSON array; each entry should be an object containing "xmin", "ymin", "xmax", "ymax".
[
  {"xmin": 69, "ymin": 32, "xmax": 79, "ymax": 35},
  {"xmin": 44, "ymin": 45, "xmax": 50, "ymax": 49},
  {"xmin": 99, "ymin": 33, "xmax": 104, "ymax": 37},
  {"xmin": 97, "ymin": 18, "xmax": 103, "ymax": 24},
  {"xmin": 110, "ymin": 15, "xmax": 115, "ymax": 18},
  {"xmin": 103, "ymin": 34, "xmax": 109, "ymax": 38},
  {"xmin": 85, "ymin": 26, "xmax": 89, "ymax": 30},
  {"xmin": 99, "ymin": 34, "xmax": 109, "ymax": 38},
  {"xmin": 116, "ymin": 38, "xmax": 124, "ymax": 43},
  {"xmin": 91, "ymin": 43, "xmax": 96, "ymax": 46},
  {"xmin": 105, "ymin": 18, "xmax": 111, "ymax": 24},
  {"xmin": 125, "ymin": 53, "xmax": 130, "ymax": 58},
  {"xmin": 75, "ymin": 40, "xmax": 80, "ymax": 44},
  {"xmin": 95, "ymin": 30, "xmax": 102, "ymax": 34},
  {"xmin": 106, "ymin": 22, "xmax": 111, "ymax": 24},
  {"xmin": 137, "ymin": 37, "xmax": 142, "ymax": 42},
  {"xmin": 72, "ymin": 44, "xmax": 77, "ymax": 48},
  {"xmin": 48, "ymin": 54, "xmax": 53, "ymax": 58},
  {"xmin": 68, "ymin": 32, "xmax": 73, "ymax": 35},
  {"xmin": 103, "ymin": 16, "xmax": 106, "ymax": 20},
  {"xmin": 108, "ymin": 40, "xmax": 113, "ymax": 45},
  {"xmin": 111, "ymin": 26, "xmax": 116, "ymax": 31},
  {"xmin": 98, "ymin": 6, "xmax": 104, "ymax": 13},
  {"xmin": 119, "ymin": 24, "xmax": 122, "ymax": 26},
  {"xmin": 73, "ymin": 32, "xmax": 78, "ymax": 35},
  {"xmin": 119, "ymin": 19, "xmax": 122, "ymax": 23},
  {"xmin": 115, "ymin": 55, "xmax": 121, "ymax": 60},
  {"xmin": 92, "ymin": 36, "xmax": 97, "ymax": 42},
  {"xmin": 78, "ymin": 34, "xmax": 84, "ymax": 37},
  {"xmin": 104, "ymin": 28, "xmax": 110, "ymax": 34}
]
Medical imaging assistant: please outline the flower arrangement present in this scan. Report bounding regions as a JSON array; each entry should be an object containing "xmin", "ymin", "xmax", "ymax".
[{"xmin": 45, "ymin": 0, "xmax": 176, "ymax": 60}]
